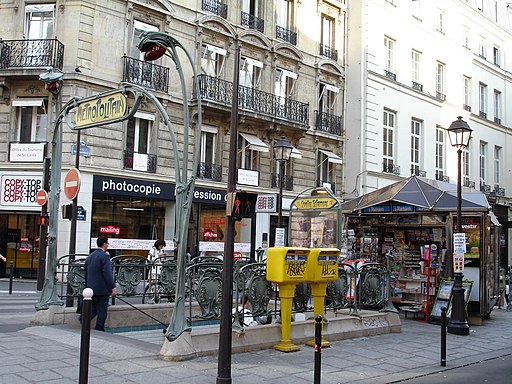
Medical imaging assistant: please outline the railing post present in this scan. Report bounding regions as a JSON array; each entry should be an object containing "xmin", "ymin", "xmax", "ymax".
[
  {"xmin": 9, "ymin": 261, "xmax": 14, "ymax": 294},
  {"xmin": 314, "ymin": 315, "xmax": 322, "ymax": 384},
  {"xmin": 440, "ymin": 306, "xmax": 447, "ymax": 367},
  {"xmin": 79, "ymin": 288, "xmax": 93, "ymax": 384}
]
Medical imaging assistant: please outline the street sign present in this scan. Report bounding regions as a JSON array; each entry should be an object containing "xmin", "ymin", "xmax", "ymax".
[
  {"xmin": 36, "ymin": 189, "xmax": 48, "ymax": 206},
  {"xmin": 64, "ymin": 168, "xmax": 81, "ymax": 200}
]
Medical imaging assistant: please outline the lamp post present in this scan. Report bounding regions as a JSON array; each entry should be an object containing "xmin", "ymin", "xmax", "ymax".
[
  {"xmin": 446, "ymin": 116, "xmax": 472, "ymax": 336},
  {"xmin": 273, "ymin": 135, "xmax": 292, "ymax": 246}
]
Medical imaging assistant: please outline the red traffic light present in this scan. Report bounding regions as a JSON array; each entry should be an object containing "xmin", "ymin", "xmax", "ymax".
[
  {"xmin": 144, "ymin": 44, "xmax": 166, "ymax": 61},
  {"xmin": 40, "ymin": 215, "xmax": 49, "ymax": 226}
]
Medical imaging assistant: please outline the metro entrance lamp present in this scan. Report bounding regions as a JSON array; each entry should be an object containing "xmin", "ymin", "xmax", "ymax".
[
  {"xmin": 273, "ymin": 135, "xmax": 292, "ymax": 242},
  {"xmin": 446, "ymin": 116, "xmax": 472, "ymax": 336}
]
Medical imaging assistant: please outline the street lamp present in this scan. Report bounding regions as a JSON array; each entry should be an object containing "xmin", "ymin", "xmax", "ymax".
[
  {"xmin": 273, "ymin": 135, "xmax": 292, "ymax": 245},
  {"xmin": 446, "ymin": 116, "xmax": 472, "ymax": 336}
]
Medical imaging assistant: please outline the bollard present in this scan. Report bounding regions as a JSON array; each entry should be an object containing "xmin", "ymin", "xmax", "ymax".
[
  {"xmin": 314, "ymin": 315, "xmax": 322, "ymax": 384},
  {"xmin": 8, "ymin": 261, "xmax": 14, "ymax": 294},
  {"xmin": 79, "ymin": 288, "xmax": 94, "ymax": 384},
  {"xmin": 440, "ymin": 306, "xmax": 447, "ymax": 367}
]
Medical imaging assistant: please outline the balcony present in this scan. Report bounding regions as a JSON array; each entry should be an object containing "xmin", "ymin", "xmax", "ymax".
[
  {"xmin": 435, "ymin": 171, "xmax": 449, "ymax": 183},
  {"xmin": 384, "ymin": 70, "xmax": 396, "ymax": 81},
  {"xmin": 202, "ymin": 0, "xmax": 227, "ymax": 18},
  {"xmin": 241, "ymin": 12, "xmax": 264, "ymax": 33},
  {"xmin": 480, "ymin": 183, "xmax": 491, "ymax": 193},
  {"xmin": 494, "ymin": 117, "xmax": 501, "ymax": 125},
  {"xmin": 314, "ymin": 110, "xmax": 342, "ymax": 136},
  {"xmin": 411, "ymin": 168, "xmax": 426, "ymax": 177},
  {"xmin": 383, "ymin": 163, "xmax": 400, "ymax": 175},
  {"xmin": 463, "ymin": 104, "xmax": 471, "ymax": 112},
  {"xmin": 412, "ymin": 81, "xmax": 423, "ymax": 92},
  {"xmin": 197, "ymin": 162, "xmax": 222, "ymax": 182},
  {"xmin": 0, "ymin": 38, "xmax": 64, "ymax": 70},
  {"xmin": 123, "ymin": 150, "xmax": 157, "ymax": 173},
  {"xmin": 319, "ymin": 43, "xmax": 338, "ymax": 61},
  {"xmin": 271, "ymin": 173, "xmax": 294, "ymax": 191},
  {"xmin": 197, "ymin": 74, "xmax": 309, "ymax": 126},
  {"xmin": 464, "ymin": 180, "xmax": 476, "ymax": 189},
  {"xmin": 276, "ymin": 26, "xmax": 297, "ymax": 45},
  {"xmin": 493, "ymin": 186, "xmax": 505, "ymax": 196},
  {"xmin": 122, "ymin": 56, "xmax": 169, "ymax": 93},
  {"xmin": 316, "ymin": 179, "xmax": 335, "ymax": 194},
  {"xmin": 479, "ymin": 111, "xmax": 487, "ymax": 119},
  {"xmin": 436, "ymin": 92, "xmax": 446, "ymax": 101}
]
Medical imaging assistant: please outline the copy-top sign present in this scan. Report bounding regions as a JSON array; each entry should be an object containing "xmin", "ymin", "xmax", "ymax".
[{"xmin": 75, "ymin": 92, "xmax": 128, "ymax": 128}]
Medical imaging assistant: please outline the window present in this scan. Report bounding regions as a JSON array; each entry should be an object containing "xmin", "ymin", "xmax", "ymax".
[
  {"xmin": 320, "ymin": 14, "xmax": 335, "ymax": 51},
  {"xmin": 15, "ymin": 99, "xmax": 49, "ymax": 143},
  {"xmin": 274, "ymin": 68, "xmax": 297, "ymax": 99},
  {"xmin": 462, "ymin": 147, "xmax": 470, "ymax": 185},
  {"xmin": 494, "ymin": 146, "xmax": 501, "ymax": 185},
  {"xmin": 201, "ymin": 44, "xmax": 227, "ymax": 77},
  {"xmin": 25, "ymin": 4, "xmax": 55, "ymax": 39},
  {"xmin": 318, "ymin": 83, "xmax": 339, "ymax": 114},
  {"xmin": 479, "ymin": 141, "xmax": 487, "ymax": 183},
  {"xmin": 463, "ymin": 26, "xmax": 470, "ymax": 48},
  {"xmin": 384, "ymin": 36, "xmax": 396, "ymax": 76},
  {"xmin": 126, "ymin": 114, "xmax": 153, "ymax": 155},
  {"xmin": 383, "ymin": 109, "xmax": 395, "ymax": 171},
  {"xmin": 479, "ymin": 82, "xmax": 487, "ymax": 117},
  {"xmin": 435, "ymin": 127, "xmax": 444, "ymax": 178},
  {"xmin": 240, "ymin": 57, "xmax": 263, "ymax": 89},
  {"xmin": 201, "ymin": 127, "xmax": 217, "ymax": 165},
  {"xmin": 277, "ymin": 0, "xmax": 294, "ymax": 30},
  {"xmin": 437, "ymin": 9, "xmax": 444, "ymax": 33},
  {"xmin": 479, "ymin": 37, "xmax": 486, "ymax": 59},
  {"xmin": 317, "ymin": 151, "xmax": 335, "ymax": 187},
  {"xmin": 242, "ymin": 0, "xmax": 259, "ymax": 17},
  {"xmin": 436, "ymin": 62, "xmax": 445, "ymax": 99},
  {"xmin": 494, "ymin": 90, "xmax": 501, "ymax": 123},
  {"xmin": 238, "ymin": 134, "xmax": 262, "ymax": 171},
  {"xmin": 493, "ymin": 46, "xmax": 501, "ymax": 66},
  {"xmin": 131, "ymin": 20, "xmax": 158, "ymax": 59},
  {"xmin": 410, "ymin": 119, "xmax": 422, "ymax": 175},
  {"xmin": 412, "ymin": 0, "xmax": 421, "ymax": 18},
  {"xmin": 463, "ymin": 76, "xmax": 471, "ymax": 111},
  {"xmin": 411, "ymin": 50, "xmax": 421, "ymax": 88}
]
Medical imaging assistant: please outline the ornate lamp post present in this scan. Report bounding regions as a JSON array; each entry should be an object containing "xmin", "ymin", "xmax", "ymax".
[
  {"xmin": 272, "ymin": 135, "xmax": 292, "ymax": 245},
  {"xmin": 446, "ymin": 116, "xmax": 472, "ymax": 336},
  {"xmin": 138, "ymin": 31, "xmax": 202, "ymax": 341}
]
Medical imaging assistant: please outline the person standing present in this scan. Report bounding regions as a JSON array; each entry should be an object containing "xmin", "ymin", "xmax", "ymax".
[
  {"xmin": 148, "ymin": 239, "xmax": 166, "ymax": 280},
  {"xmin": 84, "ymin": 235, "xmax": 117, "ymax": 331}
]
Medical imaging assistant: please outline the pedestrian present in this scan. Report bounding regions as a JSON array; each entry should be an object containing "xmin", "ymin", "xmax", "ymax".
[
  {"xmin": 148, "ymin": 239, "xmax": 166, "ymax": 261},
  {"xmin": 84, "ymin": 235, "xmax": 117, "ymax": 331}
]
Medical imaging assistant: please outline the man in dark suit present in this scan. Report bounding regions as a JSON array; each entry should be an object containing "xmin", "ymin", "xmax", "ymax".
[{"xmin": 85, "ymin": 235, "xmax": 117, "ymax": 331}]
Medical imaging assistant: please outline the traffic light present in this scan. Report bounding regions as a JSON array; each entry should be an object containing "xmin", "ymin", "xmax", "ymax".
[{"xmin": 40, "ymin": 214, "xmax": 49, "ymax": 226}]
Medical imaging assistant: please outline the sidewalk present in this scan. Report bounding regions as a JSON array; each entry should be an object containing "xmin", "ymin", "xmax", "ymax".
[{"xmin": 1, "ymin": 305, "xmax": 511, "ymax": 384}]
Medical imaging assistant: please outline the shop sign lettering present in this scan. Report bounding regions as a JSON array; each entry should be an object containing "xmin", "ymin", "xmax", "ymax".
[
  {"xmin": 293, "ymin": 197, "xmax": 337, "ymax": 210},
  {"xmin": 0, "ymin": 173, "xmax": 42, "ymax": 208},
  {"xmin": 75, "ymin": 92, "xmax": 128, "ymax": 128}
]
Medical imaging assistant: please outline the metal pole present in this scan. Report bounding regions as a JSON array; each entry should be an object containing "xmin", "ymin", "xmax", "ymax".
[
  {"xmin": 79, "ymin": 288, "xmax": 93, "ymax": 384},
  {"xmin": 217, "ymin": 46, "xmax": 240, "ymax": 384},
  {"xmin": 314, "ymin": 315, "xmax": 322, "ymax": 384},
  {"xmin": 447, "ymin": 148, "xmax": 470, "ymax": 335},
  {"xmin": 278, "ymin": 160, "xmax": 284, "ymax": 229},
  {"xmin": 440, "ymin": 306, "xmax": 447, "ymax": 367},
  {"xmin": 37, "ymin": 157, "xmax": 51, "ymax": 291},
  {"xmin": 9, "ymin": 261, "xmax": 13, "ymax": 294}
]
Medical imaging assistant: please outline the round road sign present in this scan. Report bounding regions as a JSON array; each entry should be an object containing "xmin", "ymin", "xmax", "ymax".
[
  {"xmin": 36, "ymin": 189, "xmax": 48, "ymax": 206},
  {"xmin": 64, "ymin": 168, "xmax": 81, "ymax": 200}
]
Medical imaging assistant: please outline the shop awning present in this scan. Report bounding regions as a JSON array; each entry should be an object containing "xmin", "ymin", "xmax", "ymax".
[
  {"xmin": 12, "ymin": 98, "xmax": 45, "ymax": 107},
  {"xmin": 342, "ymin": 175, "xmax": 490, "ymax": 213},
  {"xmin": 239, "ymin": 132, "xmax": 269, "ymax": 152}
]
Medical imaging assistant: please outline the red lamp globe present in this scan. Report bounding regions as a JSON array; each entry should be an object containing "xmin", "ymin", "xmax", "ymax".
[{"xmin": 144, "ymin": 44, "xmax": 166, "ymax": 61}]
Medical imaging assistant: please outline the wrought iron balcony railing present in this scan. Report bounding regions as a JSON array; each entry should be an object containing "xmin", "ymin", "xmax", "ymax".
[
  {"xmin": 464, "ymin": 179, "xmax": 476, "ymax": 188},
  {"xmin": 494, "ymin": 117, "xmax": 501, "ymax": 125},
  {"xmin": 384, "ymin": 70, "xmax": 396, "ymax": 81},
  {"xmin": 276, "ymin": 25, "xmax": 297, "ymax": 45},
  {"xmin": 463, "ymin": 104, "xmax": 471, "ymax": 112},
  {"xmin": 493, "ymin": 186, "xmax": 505, "ymax": 196},
  {"xmin": 382, "ymin": 163, "xmax": 400, "ymax": 175},
  {"xmin": 196, "ymin": 162, "xmax": 222, "ymax": 182},
  {"xmin": 436, "ymin": 92, "xmax": 446, "ymax": 101},
  {"xmin": 316, "ymin": 179, "xmax": 336, "ymax": 194},
  {"xmin": 202, "ymin": 0, "xmax": 227, "ymax": 18},
  {"xmin": 122, "ymin": 56, "xmax": 169, "ymax": 93},
  {"xmin": 314, "ymin": 110, "xmax": 342, "ymax": 136},
  {"xmin": 271, "ymin": 173, "xmax": 294, "ymax": 191},
  {"xmin": 197, "ymin": 74, "xmax": 309, "ymax": 126},
  {"xmin": 412, "ymin": 81, "xmax": 423, "ymax": 92},
  {"xmin": 480, "ymin": 183, "xmax": 491, "ymax": 193},
  {"xmin": 479, "ymin": 111, "xmax": 487, "ymax": 119},
  {"xmin": 319, "ymin": 43, "xmax": 338, "ymax": 61},
  {"xmin": 123, "ymin": 150, "xmax": 157, "ymax": 173},
  {"xmin": 241, "ymin": 12, "xmax": 264, "ymax": 33},
  {"xmin": 435, "ymin": 171, "xmax": 449, "ymax": 182},
  {"xmin": 411, "ymin": 168, "xmax": 426, "ymax": 177},
  {"xmin": 0, "ymin": 38, "xmax": 64, "ymax": 69}
]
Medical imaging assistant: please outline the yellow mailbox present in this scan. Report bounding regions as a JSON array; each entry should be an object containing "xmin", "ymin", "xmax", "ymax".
[
  {"xmin": 306, "ymin": 248, "xmax": 340, "ymax": 347},
  {"xmin": 266, "ymin": 247, "xmax": 310, "ymax": 352}
]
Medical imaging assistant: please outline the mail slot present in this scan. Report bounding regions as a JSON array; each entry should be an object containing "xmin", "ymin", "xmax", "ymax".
[
  {"xmin": 306, "ymin": 248, "xmax": 339, "ymax": 283},
  {"xmin": 266, "ymin": 247, "xmax": 310, "ymax": 283}
]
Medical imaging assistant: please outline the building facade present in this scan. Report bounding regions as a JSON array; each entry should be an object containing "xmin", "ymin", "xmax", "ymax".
[
  {"xmin": 345, "ymin": 0, "xmax": 512, "ymax": 268},
  {"xmin": 0, "ymin": 0, "xmax": 347, "ymax": 277}
]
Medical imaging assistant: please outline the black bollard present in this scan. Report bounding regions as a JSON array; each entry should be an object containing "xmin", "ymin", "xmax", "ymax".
[
  {"xmin": 8, "ymin": 261, "xmax": 14, "ymax": 294},
  {"xmin": 440, "ymin": 306, "xmax": 447, "ymax": 367},
  {"xmin": 314, "ymin": 315, "xmax": 322, "ymax": 384},
  {"xmin": 79, "ymin": 288, "xmax": 93, "ymax": 384}
]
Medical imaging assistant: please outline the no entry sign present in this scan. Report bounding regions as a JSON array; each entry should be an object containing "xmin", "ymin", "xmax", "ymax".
[
  {"xmin": 36, "ymin": 189, "xmax": 48, "ymax": 206},
  {"xmin": 64, "ymin": 168, "xmax": 81, "ymax": 200}
]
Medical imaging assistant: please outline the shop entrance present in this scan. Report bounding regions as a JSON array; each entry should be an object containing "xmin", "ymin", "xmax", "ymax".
[{"xmin": 0, "ymin": 213, "xmax": 40, "ymax": 278}]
